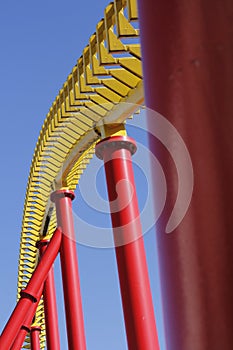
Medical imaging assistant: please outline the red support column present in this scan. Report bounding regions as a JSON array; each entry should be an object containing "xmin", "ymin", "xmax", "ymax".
[
  {"xmin": 38, "ymin": 240, "xmax": 61, "ymax": 350},
  {"xmin": 51, "ymin": 189, "xmax": 86, "ymax": 350},
  {"xmin": 30, "ymin": 325, "xmax": 41, "ymax": 350},
  {"xmin": 0, "ymin": 228, "xmax": 62, "ymax": 350},
  {"xmin": 95, "ymin": 135, "xmax": 159, "ymax": 350},
  {"xmin": 138, "ymin": 1, "xmax": 233, "ymax": 349}
]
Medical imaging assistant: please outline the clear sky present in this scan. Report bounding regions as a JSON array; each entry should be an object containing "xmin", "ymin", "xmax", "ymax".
[{"xmin": 0, "ymin": 1, "xmax": 165, "ymax": 349}]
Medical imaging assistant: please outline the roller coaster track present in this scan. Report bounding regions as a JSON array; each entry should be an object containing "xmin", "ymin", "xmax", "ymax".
[{"xmin": 17, "ymin": 0, "xmax": 143, "ymax": 348}]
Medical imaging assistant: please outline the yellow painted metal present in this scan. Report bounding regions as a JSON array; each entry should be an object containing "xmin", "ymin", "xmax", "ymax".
[
  {"xmin": 98, "ymin": 122, "xmax": 127, "ymax": 139},
  {"xmin": 17, "ymin": 0, "xmax": 142, "ymax": 348}
]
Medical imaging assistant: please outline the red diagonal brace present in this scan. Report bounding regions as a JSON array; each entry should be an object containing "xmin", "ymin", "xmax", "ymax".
[
  {"xmin": 11, "ymin": 284, "xmax": 43, "ymax": 350},
  {"xmin": 0, "ymin": 227, "xmax": 62, "ymax": 350}
]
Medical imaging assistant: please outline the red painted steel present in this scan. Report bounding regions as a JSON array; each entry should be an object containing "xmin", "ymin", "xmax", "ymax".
[
  {"xmin": 11, "ymin": 284, "xmax": 43, "ymax": 350},
  {"xmin": 138, "ymin": 1, "xmax": 233, "ymax": 349},
  {"xmin": 51, "ymin": 189, "xmax": 86, "ymax": 350},
  {"xmin": 38, "ymin": 240, "xmax": 61, "ymax": 350},
  {"xmin": 30, "ymin": 326, "xmax": 41, "ymax": 350},
  {"xmin": 10, "ymin": 327, "xmax": 28, "ymax": 350},
  {"xmin": 95, "ymin": 136, "xmax": 160, "ymax": 350},
  {"xmin": 0, "ymin": 228, "xmax": 62, "ymax": 350}
]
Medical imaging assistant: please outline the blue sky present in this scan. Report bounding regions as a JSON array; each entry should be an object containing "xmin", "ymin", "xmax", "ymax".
[{"xmin": 0, "ymin": 1, "xmax": 165, "ymax": 349}]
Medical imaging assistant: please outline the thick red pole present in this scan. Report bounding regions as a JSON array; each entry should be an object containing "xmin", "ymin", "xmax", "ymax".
[
  {"xmin": 30, "ymin": 325, "xmax": 41, "ymax": 350},
  {"xmin": 138, "ymin": 1, "xmax": 233, "ymax": 349},
  {"xmin": 0, "ymin": 228, "xmax": 62, "ymax": 350},
  {"xmin": 95, "ymin": 135, "xmax": 159, "ymax": 350},
  {"xmin": 38, "ymin": 240, "xmax": 61, "ymax": 350},
  {"xmin": 10, "ymin": 327, "xmax": 28, "ymax": 350},
  {"xmin": 51, "ymin": 189, "xmax": 86, "ymax": 350}
]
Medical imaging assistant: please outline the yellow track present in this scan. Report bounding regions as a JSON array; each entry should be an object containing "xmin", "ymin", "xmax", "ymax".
[{"xmin": 17, "ymin": 0, "xmax": 143, "ymax": 347}]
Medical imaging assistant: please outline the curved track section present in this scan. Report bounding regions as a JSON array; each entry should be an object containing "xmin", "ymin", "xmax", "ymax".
[{"xmin": 17, "ymin": 0, "xmax": 143, "ymax": 347}]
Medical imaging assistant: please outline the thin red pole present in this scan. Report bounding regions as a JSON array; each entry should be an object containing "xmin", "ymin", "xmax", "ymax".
[
  {"xmin": 38, "ymin": 240, "xmax": 61, "ymax": 350},
  {"xmin": 0, "ymin": 228, "xmax": 62, "ymax": 350},
  {"xmin": 30, "ymin": 325, "xmax": 41, "ymax": 350},
  {"xmin": 138, "ymin": 1, "xmax": 233, "ymax": 349},
  {"xmin": 95, "ymin": 135, "xmax": 159, "ymax": 350},
  {"xmin": 51, "ymin": 189, "xmax": 86, "ymax": 350}
]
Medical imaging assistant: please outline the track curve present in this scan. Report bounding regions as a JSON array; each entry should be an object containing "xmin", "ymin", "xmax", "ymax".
[{"xmin": 17, "ymin": 0, "xmax": 144, "ymax": 347}]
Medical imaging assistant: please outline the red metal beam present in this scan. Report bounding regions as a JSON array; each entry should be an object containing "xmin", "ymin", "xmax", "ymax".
[
  {"xmin": 11, "ymin": 284, "xmax": 43, "ymax": 350},
  {"xmin": 138, "ymin": 1, "xmax": 233, "ymax": 349},
  {"xmin": 95, "ymin": 135, "xmax": 160, "ymax": 350},
  {"xmin": 0, "ymin": 228, "xmax": 62, "ymax": 350},
  {"xmin": 51, "ymin": 189, "xmax": 86, "ymax": 350},
  {"xmin": 38, "ymin": 240, "xmax": 61, "ymax": 350},
  {"xmin": 30, "ymin": 326, "xmax": 41, "ymax": 350},
  {"xmin": 10, "ymin": 327, "xmax": 28, "ymax": 350}
]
